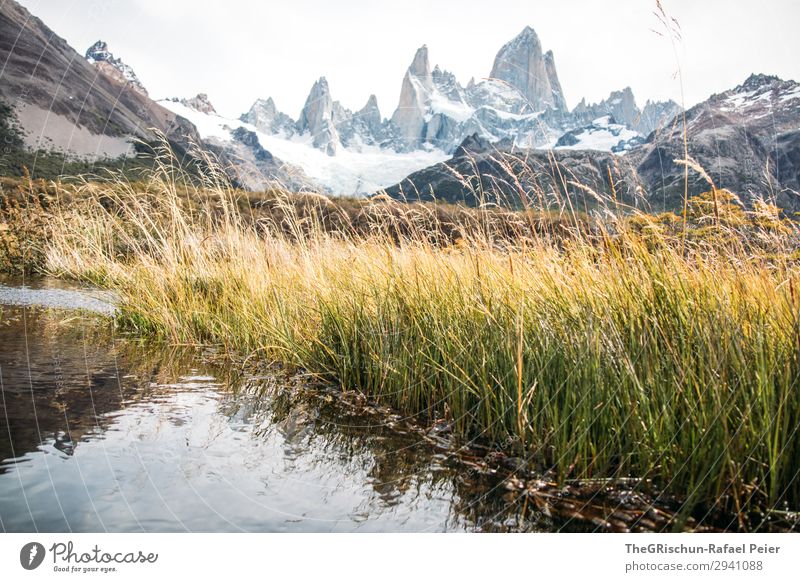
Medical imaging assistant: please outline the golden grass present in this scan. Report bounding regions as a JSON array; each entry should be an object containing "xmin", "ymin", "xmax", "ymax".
[{"xmin": 5, "ymin": 149, "xmax": 800, "ymax": 530}]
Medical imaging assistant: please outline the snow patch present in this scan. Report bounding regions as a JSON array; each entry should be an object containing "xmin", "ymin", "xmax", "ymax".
[
  {"xmin": 780, "ymin": 86, "xmax": 800, "ymax": 103},
  {"xmin": 554, "ymin": 116, "xmax": 642, "ymax": 153}
]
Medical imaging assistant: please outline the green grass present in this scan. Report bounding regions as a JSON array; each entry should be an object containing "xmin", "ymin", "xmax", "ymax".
[{"xmin": 4, "ymin": 151, "xmax": 800, "ymax": 530}]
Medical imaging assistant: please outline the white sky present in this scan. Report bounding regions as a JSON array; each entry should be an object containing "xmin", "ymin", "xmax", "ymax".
[{"xmin": 15, "ymin": 0, "xmax": 800, "ymax": 120}]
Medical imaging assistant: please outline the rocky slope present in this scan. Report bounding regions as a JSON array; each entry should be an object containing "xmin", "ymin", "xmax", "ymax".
[
  {"xmin": 383, "ymin": 133, "xmax": 641, "ymax": 208},
  {"xmin": 636, "ymin": 74, "xmax": 800, "ymax": 210},
  {"xmin": 157, "ymin": 96, "xmax": 315, "ymax": 192},
  {"xmin": 0, "ymin": 0, "xmax": 313, "ymax": 189},
  {"xmin": 0, "ymin": 1, "xmax": 199, "ymax": 160}
]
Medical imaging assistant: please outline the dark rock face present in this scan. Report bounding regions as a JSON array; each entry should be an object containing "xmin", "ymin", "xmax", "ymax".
[
  {"xmin": 452, "ymin": 133, "xmax": 494, "ymax": 158},
  {"xmin": 383, "ymin": 133, "xmax": 641, "ymax": 209},
  {"xmin": 232, "ymin": 127, "xmax": 273, "ymax": 162}
]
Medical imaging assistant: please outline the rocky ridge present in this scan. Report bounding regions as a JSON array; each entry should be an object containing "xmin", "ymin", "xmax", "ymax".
[
  {"xmin": 85, "ymin": 40, "xmax": 149, "ymax": 97},
  {"xmin": 232, "ymin": 26, "xmax": 682, "ymax": 159}
]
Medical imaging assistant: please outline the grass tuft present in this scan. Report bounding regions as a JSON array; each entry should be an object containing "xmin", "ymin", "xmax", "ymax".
[{"xmin": 4, "ymin": 145, "xmax": 800, "ymax": 529}]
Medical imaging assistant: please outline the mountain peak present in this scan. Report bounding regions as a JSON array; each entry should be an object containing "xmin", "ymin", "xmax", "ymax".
[
  {"xmin": 509, "ymin": 25, "xmax": 541, "ymax": 48},
  {"xmin": 519, "ymin": 25, "xmax": 538, "ymax": 39},
  {"xmin": 409, "ymin": 45, "xmax": 431, "ymax": 78},
  {"xmin": 362, "ymin": 94, "xmax": 379, "ymax": 111},
  {"xmin": 491, "ymin": 27, "xmax": 566, "ymax": 112},
  {"xmin": 359, "ymin": 94, "xmax": 381, "ymax": 116},
  {"xmin": 391, "ymin": 45, "xmax": 437, "ymax": 148},
  {"xmin": 739, "ymin": 73, "xmax": 782, "ymax": 92},
  {"xmin": 349, "ymin": 94, "xmax": 383, "ymax": 142},
  {"xmin": 85, "ymin": 40, "xmax": 111, "ymax": 62},
  {"xmin": 298, "ymin": 77, "xmax": 339, "ymax": 155},
  {"xmin": 181, "ymin": 93, "xmax": 217, "ymax": 114},
  {"xmin": 84, "ymin": 40, "xmax": 148, "ymax": 96},
  {"xmin": 240, "ymin": 97, "xmax": 296, "ymax": 137}
]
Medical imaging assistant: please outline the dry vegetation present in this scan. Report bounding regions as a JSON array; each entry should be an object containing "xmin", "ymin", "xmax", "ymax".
[{"xmin": 2, "ymin": 149, "xmax": 800, "ymax": 531}]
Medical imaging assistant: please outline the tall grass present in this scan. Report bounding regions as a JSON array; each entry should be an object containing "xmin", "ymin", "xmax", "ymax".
[{"xmin": 34, "ymin": 149, "xmax": 800, "ymax": 527}]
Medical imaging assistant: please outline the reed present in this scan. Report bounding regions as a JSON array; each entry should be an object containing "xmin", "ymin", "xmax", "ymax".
[{"xmin": 26, "ymin": 149, "xmax": 800, "ymax": 528}]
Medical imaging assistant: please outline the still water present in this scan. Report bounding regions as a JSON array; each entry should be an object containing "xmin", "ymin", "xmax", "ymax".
[{"xmin": 0, "ymin": 277, "xmax": 533, "ymax": 532}]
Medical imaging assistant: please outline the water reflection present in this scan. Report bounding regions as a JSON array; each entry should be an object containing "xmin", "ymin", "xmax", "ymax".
[{"xmin": 0, "ymin": 293, "xmax": 536, "ymax": 532}]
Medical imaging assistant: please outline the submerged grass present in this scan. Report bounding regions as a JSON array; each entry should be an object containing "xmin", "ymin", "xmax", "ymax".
[{"xmin": 5, "ymin": 148, "xmax": 800, "ymax": 529}]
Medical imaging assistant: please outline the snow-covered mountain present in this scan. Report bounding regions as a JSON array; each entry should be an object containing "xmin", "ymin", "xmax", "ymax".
[
  {"xmin": 11, "ymin": 0, "xmax": 799, "ymax": 210},
  {"xmin": 147, "ymin": 25, "xmax": 682, "ymax": 195},
  {"xmin": 158, "ymin": 97, "xmax": 448, "ymax": 195},
  {"xmin": 385, "ymin": 72, "xmax": 800, "ymax": 212},
  {"xmin": 572, "ymin": 88, "xmax": 682, "ymax": 137},
  {"xmin": 386, "ymin": 41, "xmax": 552, "ymax": 152}
]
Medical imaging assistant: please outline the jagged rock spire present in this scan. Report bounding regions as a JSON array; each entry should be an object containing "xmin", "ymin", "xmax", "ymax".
[
  {"xmin": 391, "ymin": 46, "xmax": 436, "ymax": 148},
  {"xmin": 489, "ymin": 26, "xmax": 567, "ymax": 112},
  {"xmin": 297, "ymin": 76, "xmax": 339, "ymax": 155}
]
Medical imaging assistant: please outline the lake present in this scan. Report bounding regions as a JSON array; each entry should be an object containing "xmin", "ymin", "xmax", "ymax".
[{"xmin": 0, "ymin": 277, "xmax": 537, "ymax": 532}]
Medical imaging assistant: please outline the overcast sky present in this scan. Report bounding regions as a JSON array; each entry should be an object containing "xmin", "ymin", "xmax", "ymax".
[{"xmin": 15, "ymin": 0, "xmax": 800, "ymax": 120}]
